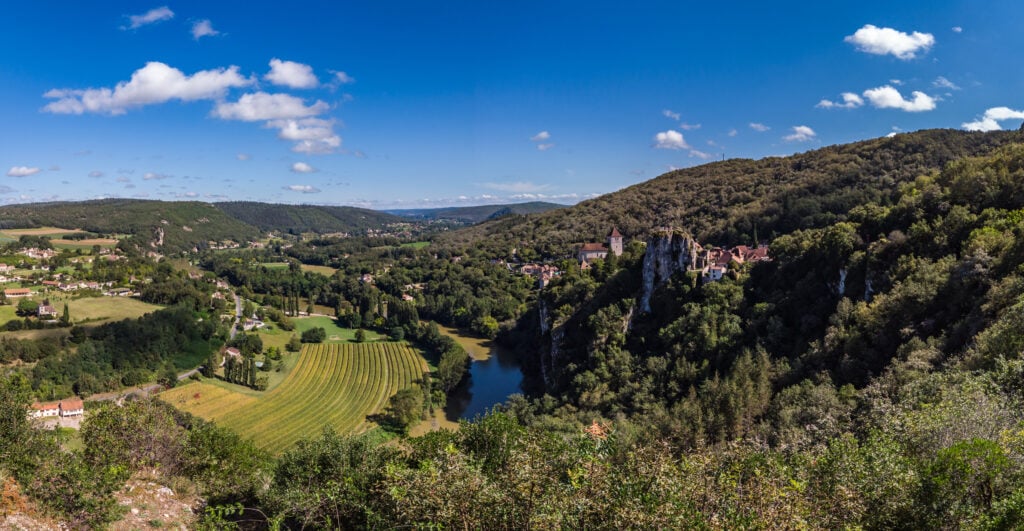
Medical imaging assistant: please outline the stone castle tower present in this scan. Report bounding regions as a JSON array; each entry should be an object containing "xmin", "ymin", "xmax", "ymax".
[{"xmin": 607, "ymin": 227, "xmax": 623, "ymax": 256}]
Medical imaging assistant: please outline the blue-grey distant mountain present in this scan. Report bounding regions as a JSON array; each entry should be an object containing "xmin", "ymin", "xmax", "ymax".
[{"xmin": 385, "ymin": 201, "xmax": 567, "ymax": 223}]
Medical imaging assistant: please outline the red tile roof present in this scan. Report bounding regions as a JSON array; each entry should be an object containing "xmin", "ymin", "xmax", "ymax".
[
  {"xmin": 608, "ymin": 227, "xmax": 622, "ymax": 238},
  {"xmin": 580, "ymin": 243, "xmax": 608, "ymax": 252},
  {"xmin": 61, "ymin": 398, "xmax": 84, "ymax": 411}
]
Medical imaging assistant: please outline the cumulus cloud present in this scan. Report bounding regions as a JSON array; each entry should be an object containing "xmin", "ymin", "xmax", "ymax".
[
  {"xmin": 962, "ymin": 107, "xmax": 1024, "ymax": 132},
  {"xmin": 662, "ymin": 109, "xmax": 680, "ymax": 121},
  {"xmin": 268, "ymin": 118, "xmax": 341, "ymax": 154},
  {"xmin": 933, "ymin": 76, "xmax": 960, "ymax": 91},
  {"xmin": 653, "ymin": 130, "xmax": 689, "ymax": 150},
  {"xmin": 88, "ymin": 170, "xmax": 104, "ymax": 178},
  {"xmin": 817, "ymin": 92, "xmax": 864, "ymax": 109},
  {"xmin": 862, "ymin": 85, "xmax": 936, "ymax": 112},
  {"xmin": 844, "ymin": 24, "xmax": 935, "ymax": 59},
  {"xmin": 7, "ymin": 166, "xmax": 41, "ymax": 177},
  {"xmin": 783, "ymin": 125, "xmax": 817, "ymax": 142},
  {"xmin": 530, "ymin": 131, "xmax": 551, "ymax": 142},
  {"xmin": 125, "ymin": 6, "xmax": 174, "ymax": 29},
  {"xmin": 191, "ymin": 19, "xmax": 220, "ymax": 40},
  {"xmin": 284, "ymin": 184, "xmax": 321, "ymax": 193},
  {"xmin": 212, "ymin": 92, "xmax": 328, "ymax": 121},
  {"xmin": 749, "ymin": 122, "xmax": 770, "ymax": 132},
  {"xmin": 265, "ymin": 58, "xmax": 319, "ymax": 89},
  {"xmin": 291, "ymin": 162, "xmax": 316, "ymax": 173},
  {"xmin": 43, "ymin": 62, "xmax": 252, "ymax": 115}
]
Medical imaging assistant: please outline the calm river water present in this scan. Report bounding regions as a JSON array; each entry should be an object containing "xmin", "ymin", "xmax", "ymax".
[{"xmin": 435, "ymin": 325, "xmax": 523, "ymax": 421}]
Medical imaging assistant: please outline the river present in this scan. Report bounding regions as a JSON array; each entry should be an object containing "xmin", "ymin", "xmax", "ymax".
[{"xmin": 435, "ymin": 325, "xmax": 524, "ymax": 422}]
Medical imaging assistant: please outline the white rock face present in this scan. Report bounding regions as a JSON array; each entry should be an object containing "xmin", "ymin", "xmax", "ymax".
[{"xmin": 640, "ymin": 231, "xmax": 695, "ymax": 313}]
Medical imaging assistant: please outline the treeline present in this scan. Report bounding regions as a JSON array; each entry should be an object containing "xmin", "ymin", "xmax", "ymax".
[{"xmin": 27, "ymin": 305, "xmax": 220, "ymax": 398}]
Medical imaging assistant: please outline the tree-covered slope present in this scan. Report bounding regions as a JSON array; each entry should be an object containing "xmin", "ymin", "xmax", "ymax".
[
  {"xmin": 443, "ymin": 129, "xmax": 1024, "ymax": 257},
  {"xmin": 0, "ymin": 199, "xmax": 260, "ymax": 252},
  {"xmin": 214, "ymin": 201, "xmax": 404, "ymax": 234}
]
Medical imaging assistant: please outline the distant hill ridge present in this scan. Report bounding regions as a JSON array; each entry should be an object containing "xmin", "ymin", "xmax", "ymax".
[
  {"xmin": 385, "ymin": 201, "xmax": 566, "ymax": 223},
  {"xmin": 213, "ymin": 201, "xmax": 404, "ymax": 234}
]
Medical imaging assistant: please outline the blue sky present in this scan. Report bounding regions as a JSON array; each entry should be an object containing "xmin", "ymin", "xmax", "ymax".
[{"xmin": 1, "ymin": 1, "xmax": 1022, "ymax": 208}]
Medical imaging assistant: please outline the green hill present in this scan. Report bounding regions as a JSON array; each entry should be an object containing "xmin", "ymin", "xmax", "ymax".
[
  {"xmin": 215, "ymin": 201, "xmax": 404, "ymax": 234},
  {"xmin": 385, "ymin": 201, "xmax": 566, "ymax": 223},
  {"xmin": 442, "ymin": 129, "xmax": 1024, "ymax": 257},
  {"xmin": 0, "ymin": 199, "xmax": 260, "ymax": 253}
]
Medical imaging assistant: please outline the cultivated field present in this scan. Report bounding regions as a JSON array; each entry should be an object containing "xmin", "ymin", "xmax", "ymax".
[
  {"xmin": 0, "ymin": 227, "xmax": 84, "ymax": 237},
  {"xmin": 160, "ymin": 341, "xmax": 427, "ymax": 452},
  {"xmin": 300, "ymin": 264, "xmax": 338, "ymax": 276}
]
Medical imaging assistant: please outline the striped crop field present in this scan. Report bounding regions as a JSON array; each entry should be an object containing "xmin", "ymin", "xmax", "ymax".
[{"xmin": 159, "ymin": 342, "xmax": 427, "ymax": 452}]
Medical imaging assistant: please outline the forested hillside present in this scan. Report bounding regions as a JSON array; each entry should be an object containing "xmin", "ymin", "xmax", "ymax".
[
  {"xmin": 0, "ymin": 199, "xmax": 260, "ymax": 253},
  {"xmin": 214, "ymin": 201, "xmax": 404, "ymax": 234},
  {"xmin": 443, "ymin": 129, "xmax": 1024, "ymax": 257}
]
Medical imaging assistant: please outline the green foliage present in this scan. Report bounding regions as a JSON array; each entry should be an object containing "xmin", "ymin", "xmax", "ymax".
[{"xmin": 301, "ymin": 326, "xmax": 326, "ymax": 343}]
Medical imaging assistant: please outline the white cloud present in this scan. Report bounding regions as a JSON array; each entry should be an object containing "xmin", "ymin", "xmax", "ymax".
[
  {"xmin": 890, "ymin": 79, "xmax": 904, "ymax": 85},
  {"xmin": 116, "ymin": 176, "xmax": 131, "ymax": 183},
  {"xmin": 143, "ymin": 172, "xmax": 170, "ymax": 180},
  {"xmin": 783, "ymin": 125, "xmax": 816, "ymax": 142},
  {"xmin": 662, "ymin": 109, "xmax": 680, "ymax": 120},
  {"xmin": 191, "ymin": 19, "xmax": 220, "ymax": 40},
  {"xmin": 689, "ymin": 149, "xmax": 713, "ymax": 160},
  {"xmin": 817, "ymin": 92, "xmax": 864, "ymax": 109},
  {"xmin": 332, "ymin": 71, "xmax": 355, "ymax": 84},
  {"xmin": 481, "ymin": 181, "xmax": 551, "ymax": 193},
  {"xmin": 933, "ymin": 76, "xmax": 960, "ymax": 91},
  {"xmin": 43, "ymin": 62, "xmax": 252, "ymax": 115},
  {"xmin": 537, "ymin": 143, "xmax": 555, "ymax": 151},
  {"xmin": 844, "ymin": 24, "xmax": 935, "ymax": 60},
  {"xmin": 727, "ymin": 129, "xmax": 738, "ymax": 137},
  {"xmin": 962, "ymin": 107, "xmax": 1024, "ymax": 132},
  {"xmin": 749, "ymin": 122, "xmax": 770, "ymax": 132},
  {"xmin": 862, "ymin": 85, "xmax": 936, "ymax": 112},
  {"xmin": 952, "ymin": 26, "xmax": 963, "ymax": 33},
  {"xmin": 212, "ymin": 92, "xmax": 329, "ymax": 121},
  {"xmin": 284, "ymin": 184, "xmax": 321, "ymax": 193},
  {"xmin": 125, "ymin": 6, "xmax": 174, "ymax": 29},
  {"xmin": 530, "ymin": 131, "xmax": 551, "ymax": 142},
  {"xmin": 268, "ymin": 118, "xmax": 341, "ymax": 154},
  {"xmin": 291, "ymin": 162, "xmax": 316, "ymax": 173},
  {"xmin": 653, "ymin": 130, "xmax": 689, "ymax": 150},
  {"xmin": 236, "ymin": 153, "xmax": 250, "ymax": 161},
  {"xmin": 88, "ymin": 170, "xmax": 104, "ymax": 178},
  {"xmin": 7, "ymin": 166, "xmax": 41, "ymax": 177},
  {"xmin": 265, "ymin": 58, "xmax": 319, "ymax": 89},
  {"xmin": 679, "ymin": 122, "xmax": 701, "ymax": 130}
]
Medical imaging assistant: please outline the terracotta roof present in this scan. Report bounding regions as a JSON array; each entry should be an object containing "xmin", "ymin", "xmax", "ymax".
[
  {"xmin": 61, "ymin": 398, "xmax": 84, "ymax": 410},
  {"xmin": 580, "ymin": 243, "xmax": 608, "ymax": 252},
  {"xmin": 31, "ymin": 401, "xmax": 60, "ymax": 411},
  {"xmin": 4, "ymin": 288, "xmax": 31, "ymax": 295},
  {"xmin": 608, "ymin": 227, "xmax": 622, "ymax": 238}
]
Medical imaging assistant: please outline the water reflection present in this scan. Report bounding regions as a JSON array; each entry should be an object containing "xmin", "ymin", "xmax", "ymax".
[{"xmin": 436, "ymin": 328, "xmax": 523, "ymax": 421}]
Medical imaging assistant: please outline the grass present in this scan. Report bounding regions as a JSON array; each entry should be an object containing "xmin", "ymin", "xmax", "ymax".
[
  {"xmin": 0, "ymin": 296, "xmax": 163, "ymax": 338},
  {"xmin": 434, "ymin": 323, "xmax": 494, "ymax": 361},
  {"xmin": 300, "ymin": 264, "xmax": 338, "ymax": 276},
  {"xmin": 159, "ymin": 341, "xmax": 428, "ymax": 453},
  {"xmin": 0, "ymin": 227, "xmax": 85, "ymax": 237},
  {"xmin": 260, "ymin": 262, "xmax": 289, "ymax": 270},
  {"xmin": 400, "ymin": 241, "xmax": 430, "ymax": 249},
  {"xmin": 50, "ymin": 239, "xmax": 118, "ymax": 249},
  {"xmin": 294, "ymin": 316, "xmax": 384, "ymax": 342}
]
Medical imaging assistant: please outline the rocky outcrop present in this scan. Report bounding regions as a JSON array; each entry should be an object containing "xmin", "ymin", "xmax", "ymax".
[{"xmin": 639, "ymin": 230, "xmax": 696, "ymax": 312}]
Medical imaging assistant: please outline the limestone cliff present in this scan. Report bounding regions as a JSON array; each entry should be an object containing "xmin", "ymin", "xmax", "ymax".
[{"xmin": 639, "ymin": 230, "xmax": 696, "ymax": 312}]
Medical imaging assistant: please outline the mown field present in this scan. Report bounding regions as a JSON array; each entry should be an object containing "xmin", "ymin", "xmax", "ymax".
[{"xmin": 160, "ymin": 342, "xmax": 427, "ymax": 452}]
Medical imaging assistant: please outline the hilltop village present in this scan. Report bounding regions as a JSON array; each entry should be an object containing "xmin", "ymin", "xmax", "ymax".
[{"xmin": 513, "ymin": 227, "xmax": 771, "ymax": 288}]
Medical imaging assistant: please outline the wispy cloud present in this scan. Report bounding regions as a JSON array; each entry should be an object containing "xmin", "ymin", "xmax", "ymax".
[
  {"xmin": 124, "ymin": 6, "xmax": 174, "ymax": 30},
  {"xmin": 783, "ymin": 125, "xmax": 816, "ymax": 142},
  {"xmin": 191, "ymin": 19, "xmax": 220, "ymax": 40},
  {"xmin": 7, "ymin": 166, "xmax": 41, "ymax": 177},
  {"xmin": 844, "ymin": 24, "xmax": 935, "ymax": 60},
  {"xmin": 143, "ymin": 172, "xmax": 170, "ymax": 180},
  {"xmin": 284, "ymin": 184, "xmax": 321, "ymax": 193},
  {"xmin": 236, "ymin": 153, "xmax": 250, "ymax": 161},
  {"xmin": 933, "ymin": 76, "xmax": 960, "ymax": 91},
  {"xmin": 662, "ymin": 109, "xmax": 680, "ymax": 121},
  {"xmin": 332, "ymin": 71, "xmax": 355, "ymax": 85},
  {"xmin": 291, "ymin": 162, "xmax": 316, "ymax": 173},
  {"xmin": 480, "ymin": 181, "xmax": 551, "ymax": 193},
  {"xmin": 88, "ymin": 170, "xmax": 104, "ymax": 178},
  {"xmin": 816, "ymin": 92, "xmax": 864, "ymax": 109},
  {"xmin": 530, "ymin": 131, "xmax": 550, "ymax": 142},
  {"xmin": 749, "ymin": 122, "xmax": 770, "ymax": 132}
]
